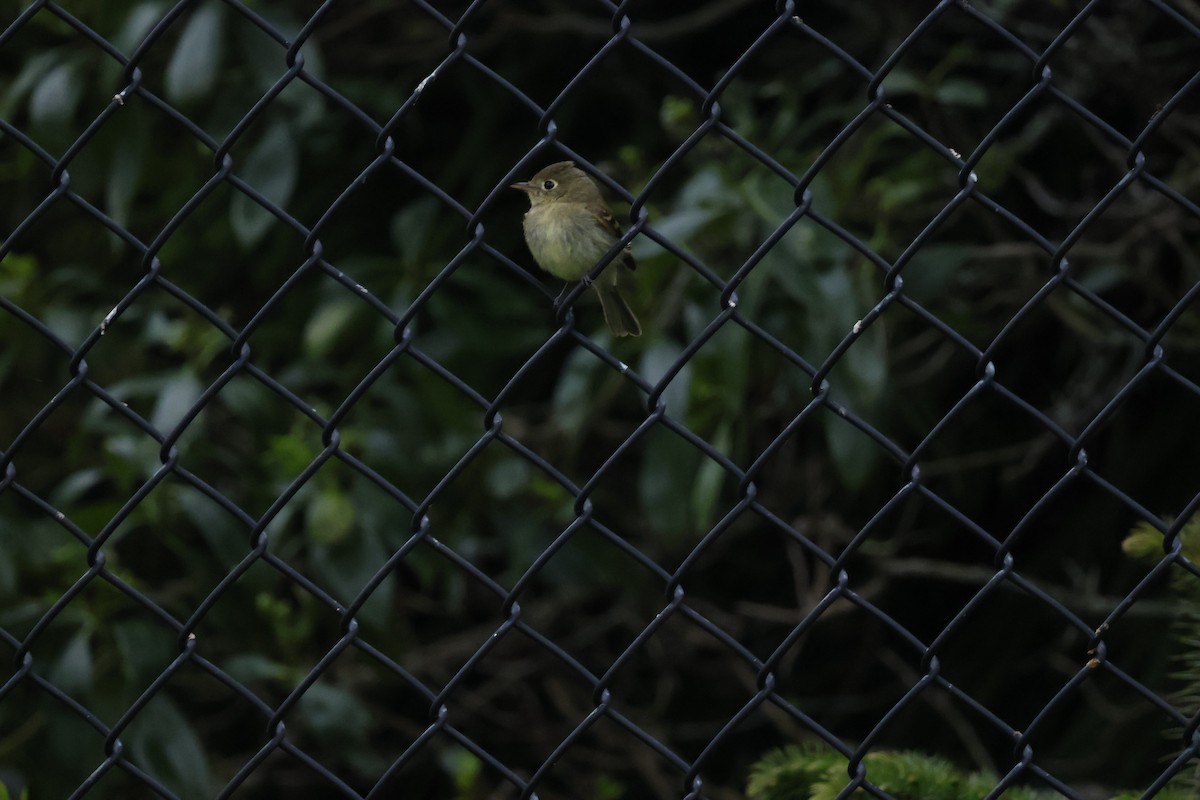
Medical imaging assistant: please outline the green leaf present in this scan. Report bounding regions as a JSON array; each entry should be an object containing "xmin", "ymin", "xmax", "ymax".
[
  {"xmin": 2, "ymin": 50, "xmax": 60, "ymax": 117},
  {"xmin": 692, "ymin": 422, "xmax": 730, "ymax": 528},
  {"xmin": 47, "ymin": 631, "xmax": 93, "ymax": 695},
  {"xmin": 305, "ymin": 488, "xmax": 355, "ymax": 545},
  {"xmin": 633, "ymin": 208, "xmax": 714, "ymax": 261},
  {"xmin": 116, "ymin": 3, "xmax": 169, "ymax": 54},
  {"xmin": 877, "ymin": 179, "xmax": 927, "ymax": 211},
  {"xmin": 114, "ymin": 619, "xmax": 174, "ymax": 685},
  {"xmin": 754, "ymin": 224, "xmax": 822, "ymax": 313},
  {"xmin": 638, "ymin": 426, "xmax": 699, "ymax": 538},
  {"xmin": 593, "ymin": 776, "xmax": 625, "ymax": 800},
  {"xmin": 390, "ymin": 197, "xmax": 440, "ymax": 267},
  {"xmin": 807, "ymin": 267, "xmax": 857, "ymax": 353},
  {"xmin": 266, "ymin": 431, "xmax": 316, "ymax": 476},
  {"xmin": 659, "ymin": 94, "xmax": 697, "ymax": 136},
  {"xmin": 304, "ymin": 297, "xmax": 359, "ymax": 357},
  {"xmin": 127, "ymin": 697, "xmax": 213, "ymax": 800},
  {"xmin": 0, "ymin": 253, "xmax": 38, "ymax": 297},
  {"xmin": 838, "ymin": 312, "xmax": 888, "ymax": 409},
  {"xmin": 172, "ymin": 485, "xmax": 245, "ymax": 564},
  {"xmin": 485, "ymin": 456, "xmax": 532, "ymax": 499},
  {"xmin": 823, "ymin": 408, "xmax": 878, "ymax": 492},
  {"xmin": 215, "ymin": 374, "xmax": 273, "ymax": 419},
  {"xmin": 708, "ymin": 321, "xmax": 752, "ymax": 417},
  {"xmin": 439, "ymin": 747, "xmax": 483, "ymax": 793},
  {"xmin": 552, "ymin": 347, "xmax": 604, "ymax": 434},
  {"xmin": 904, "ymin": 243, "xmax": 971, "ymax": 300},
  {"xmin": 230, "ymin": 121, "xmax": 299, "ymax": 247},
  {"xmin": 311, "ymin": 531, "xmax": 395, "ymax": 631},
  {"xmin": 29, "ymin": 60, "xmax": 83, "ymax": 127},
  {"xmin": 739, "ymin": 169, "xmax": 792, "ymax": 225},
  {"xmin": 151, "ymin": 371, "xmax": 204, "ymax": 434},
  {"xmin": 106, "ymin": 120, "xmax": 148, "ymax": 228},
  {"xmin": 676, "ymin": 164, "xmax": 726, "ymax": 211},
  {"xmin": 223, "ymin": 653, "xmax": 292, "ymax": 683},
  {"xmin": 880, "ymin": 69, "xmax": 926, "ymax": 98},
  {"xmin": 1077, "ymin": 261, "xmax": 1128, "ymax": 294},
  {"xmin": 934, "ymin": 78, "xmax": 988, "ymax": 108},
  {"xmin": 164, "ymin": 4, "xmax": 224, "ymax": 103},
  {"xmin": 51, "ymin": 468, "xmax": 106, "ymax": 507},
  {"xmin": 639, "ymin": 341, "xmax": 691, "ymax": 419},
  {"xmin": 296, "ymin": 682, "xmax": 372, "ymax": 742}
]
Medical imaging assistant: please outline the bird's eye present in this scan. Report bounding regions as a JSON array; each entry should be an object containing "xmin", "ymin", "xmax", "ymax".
[{"xmin": 542, "ymin": 179, "xmax": 557, "ymax": 191}]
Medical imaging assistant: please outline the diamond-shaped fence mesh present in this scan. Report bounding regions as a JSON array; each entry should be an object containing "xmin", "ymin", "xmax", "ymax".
[{"xmin": 3, "ymin": 0, "xmax": 1200, "ymax": 797}]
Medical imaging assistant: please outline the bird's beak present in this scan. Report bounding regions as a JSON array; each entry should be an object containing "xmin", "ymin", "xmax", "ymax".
[{"xmin": 510, "ymin": 181, "xmax": 533, "ymax": 193}]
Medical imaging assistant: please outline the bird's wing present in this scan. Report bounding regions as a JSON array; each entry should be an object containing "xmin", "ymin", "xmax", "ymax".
[{"xmin": 593, "ymin": 205, "xmax": 636, "ymax": 271}]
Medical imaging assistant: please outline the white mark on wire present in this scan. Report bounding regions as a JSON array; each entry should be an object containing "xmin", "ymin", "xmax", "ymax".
[
  {"xmin": 415, "ymin": 68, "xmax": 439, "ymax": 97},
  {"xmin": 101, "ymin": 306, "xmax": 119, "ymax": 334}
]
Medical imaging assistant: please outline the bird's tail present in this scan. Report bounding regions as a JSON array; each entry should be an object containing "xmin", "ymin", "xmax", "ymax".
[{"xmin": 596, "ymin": 284, "xmax": 641, "ymax": 337}]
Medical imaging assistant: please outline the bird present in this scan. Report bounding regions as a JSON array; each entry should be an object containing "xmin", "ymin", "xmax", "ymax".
[{"xmin": 511, "ymin": 161, "xmax": 641, "ymax": 337}]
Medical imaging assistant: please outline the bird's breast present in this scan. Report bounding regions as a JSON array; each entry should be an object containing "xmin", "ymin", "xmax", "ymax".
[{"xmin": 523, "ymin": 204, "xmax": 613, "ymax": 281}]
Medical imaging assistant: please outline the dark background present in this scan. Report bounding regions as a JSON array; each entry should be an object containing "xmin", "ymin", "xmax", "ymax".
[{"xmin": 1, "ymin": 1, "xmax": 1199, "ymax": 797}]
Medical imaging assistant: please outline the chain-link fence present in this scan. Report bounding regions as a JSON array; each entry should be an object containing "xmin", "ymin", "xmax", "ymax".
[{"xmin": 3, "ymin": 1, "xmax": 1200, "ymax": 798}]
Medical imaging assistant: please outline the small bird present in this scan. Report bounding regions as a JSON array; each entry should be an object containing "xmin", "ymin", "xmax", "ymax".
[{"xmin": 511, "ymin": 161, "xmax": 641, "ymax": 337}]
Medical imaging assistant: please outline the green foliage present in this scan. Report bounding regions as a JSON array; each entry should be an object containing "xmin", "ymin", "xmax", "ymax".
[
  {"xmin": 1122, "ymin": 516, "xmax": 1200, "ymax": 795},
  {"xmin": 747, "ymin": 745, "xmax": 1194, "ymax": 800},
  {"xmin": 439, "ymin": 748, "xmax": 483, "ymax": 799},
  {"xmin": 1122, "ymin": 517, "xmax": 1200, "ymax": 562}
]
